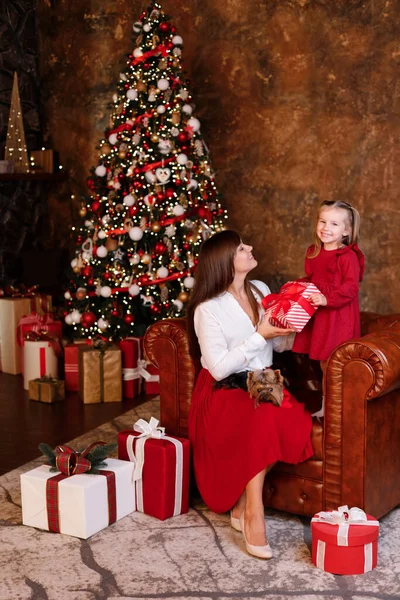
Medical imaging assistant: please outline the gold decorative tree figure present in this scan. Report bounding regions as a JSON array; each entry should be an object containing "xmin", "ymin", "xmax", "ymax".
[{"xmin": 5, "ymin": 72, "xmax": 29, "ymax": 173}]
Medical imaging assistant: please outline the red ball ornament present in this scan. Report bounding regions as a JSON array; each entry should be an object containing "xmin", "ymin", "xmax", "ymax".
[
  {"xmin": 128, "ymin": 205, "xmax": 138, "ymax": 216},
  {"xmin": 118, "ymin": 172, "xmax": 125, "ymax": 181},
  {"xmin": 192, "ymin": 164, "xmax": 198, "ymax": 172},
  {"xmin": 156, "ymin": 191, "xmax": 164, "ymax": 202},
  {"xmin": 103, "ymin": 272, "xmax": 112, "ymax": 281},
  {"xmin": 155, "ymin": 241, "xmax": 168, "ymax": 254},
  {"xmin": 134, "ymin": 167, "xmax": 141, "ymax": 176},
  {"xmin": 81, "ymin": 311, "xmax": 97, "ymax": 328},
  {"xmin": 91, "ymin": 200, "xmax": 101, "ymax": 212},
  {"xmin": 76, "ymin": 236, "xmax": 83, "ymax": 244},
  {"xmin": 177, "ymin": 132, "xmax": 188, "ymax": 143},
  {"xmin": 171, "ymin": 26, "xmax": 177, "ymax": 34},
  {"xmin": 183, "ymin": 242, "xmax": 190, "ymax": 251},
  {"xmin": 138, "ymin": 248, "xmax": 145, "ymax": 257},
  {"xmin": 87, "ymin": 278, "xmax": 94, "ymax": 286},
  {"xmin": 92, "ymin": 246, "xmax": 97, "ymax": 257},
  {"xmin": 165, "ymin": 188, "xmax": 175, "ymax": 199},
  {"xmin": 159, "ymin": 22, "xmax": 170, "ymax": 32},
  {"xmin": 87, "ymin": 178, "xmax": 95, "ymax": 190},
  {"xmin": 180, "ymin": 145, "xmax": 189, "ymax": 152},
  {"xmin": 124, "ymin": 83, "xmax": 130, "ymax": 90},
  {"xmin": 139, "ymin": 274, "xmax": 151, "ymax": 285},
  {"xmin": 150, "ymin": 303, "xmax": 161, "ymax": 315},
  {"xmin": 124, "ymin": 313, "xmax": 135, "ymax": 325},
  {"xmin": 143, "ymin": 62, "xmax": 151, "ymax": 69},
  {"xmin": 166, "ymin": 41, "xmax": 174, "ymax": 50},
  {"xmin": 197, "ymin": 206, "xmax": 207, "ymax": 219},
  {"xmin": 82, "ymin": 265, "xmax": 93, "ymax": 278},
  {"xmin": 133, "ymin": 181, "xmax": 143, "ymax": 190},
  {"xmin": 174, "ymin": 179, "xmax": 182, "ymax": 186},
  {"xmin": 143, "ymin": 142, "xmax": 149, "ymax": 150},
  {"xmin": 111, "ymin": 309, "xmax": 119, "ymax": 317}
]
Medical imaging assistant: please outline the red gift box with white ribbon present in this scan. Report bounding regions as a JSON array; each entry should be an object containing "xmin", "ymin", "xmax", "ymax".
[
  {"xmin": 311, "ymin": 505, "xmax": 379, "ymax": 575},
  {"xmin": 144, "ymin": 363, "xmax": 160, "ymax": 395},
  {"xmin": 262, "ymin": 280, "xmax": 321, "ymax": 333},
  {"xmin": 118, "ymin": 417, "xmax": 190, "ymax": 521},
  {"xmin": 119, "ymin": 337, "xmax": 145, "ymax": 399}
]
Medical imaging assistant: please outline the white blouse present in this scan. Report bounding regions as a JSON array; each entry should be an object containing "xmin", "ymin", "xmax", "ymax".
[{"xmin": 194, "ymin": 280, "xmax": 292, "ymax": 381}]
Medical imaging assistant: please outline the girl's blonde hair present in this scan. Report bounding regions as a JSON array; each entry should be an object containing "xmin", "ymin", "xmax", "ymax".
[{"xmin": 308, "ymin": 200, "xmax": 361, "ymax": 259}]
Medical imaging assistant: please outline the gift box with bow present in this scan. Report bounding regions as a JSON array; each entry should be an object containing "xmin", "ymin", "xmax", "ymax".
[
  {"xmin": 119, "ymin": 337, "xmax": 147, "ymax": 399},
  {"xmin": 21, "ymin": 441, "xmax": 135, "ymax": 539},
  {"xmin": 0, "ymin": 291, "xmax": 52, "ymax": 374},
  {"xmin": 311, "ymin": 505, "xmax": 379, "ymax": 575},
  {"xmin": 78, "ymin": 344, "xmax": 122, "ymax": 403},
  {"xmin": 118, "ymin": 417, "xmax": 190, "ymax": 520},
  {"xmin": 29, "ymin": 376, "xmax": 65, "ymax": 403},
  {"xmin": 262, "ymin": 280, "xmax": 321, "ymax": 333}
]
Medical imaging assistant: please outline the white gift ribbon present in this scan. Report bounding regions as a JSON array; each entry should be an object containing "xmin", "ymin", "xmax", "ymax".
[
  {"xmin": 123, "ymin": 358, "xmax": 152, "ymax": 381},
  {"xmin": 126, "ymin": 417, "xmax": 183, "ymax": 516}
]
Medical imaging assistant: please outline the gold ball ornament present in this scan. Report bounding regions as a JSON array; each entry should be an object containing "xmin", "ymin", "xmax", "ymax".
[
  {"xmin": 106, "ymin": 238, "xmax": 118, "ymax": 251},
  {"xmin": 137, "ymin": 81, "xmax": 147, "ymax": 92},
  {"xmin": 151, "ymin": 221, "xmax": 161, "ymax": 232},
  {"xmin": 101, "ymin": 143, "xmax": 112, "ymax": 155},
  {"xmin": 150, "ymin": 133, "xmax": 160, "ymax": 143},
  {"xmin": 73, "ymin": 266, "xmax": 81, "ymax": 274},
  {"xmin": 78, "ymin": 206, "xmax": 87, "ymax": 218},
  {"xmin": 118, "ymin": 150, "xmax": 127, "ymax": 159},
  {"xmin": 76, "ymin": 287, "xmax": 87, "ymax": 301},
  {"xmin": 141, "ymin": 253, "xmax": 152, "ymax": 265},
  {"xmin": 172, "ymin": 60, "xmax": 179, "ymax": 68},
  {"xmin": 171, "ymin": 112, "xmax": 181, "ymax": 125},
  {"xmin": 178, "ymin": 291, "xmax": 189, "ymax": 303}
]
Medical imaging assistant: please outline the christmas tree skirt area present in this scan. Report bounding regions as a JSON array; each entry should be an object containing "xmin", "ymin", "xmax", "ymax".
[{"xmin": 1, "ymin": 396, "xmax": 400, "ymax": 600}]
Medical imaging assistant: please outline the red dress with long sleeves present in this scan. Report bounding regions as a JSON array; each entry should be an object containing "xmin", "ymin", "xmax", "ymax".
[{"xmin": 292, "ymin": 244, "xmax": 365, "ymax": 361}]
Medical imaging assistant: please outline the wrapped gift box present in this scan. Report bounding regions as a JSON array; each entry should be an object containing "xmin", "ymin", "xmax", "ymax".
[
  {"xmin": 119, "ymin": 337, "xmax": 145, "ymax": 399},
  {"xmin": 311, "ymin": 506, "xmax": 379, "ymax": 575},
  {"xmin": 21, "ymin": 458, "xmax": 135, "ymax": 539},
  {"xmin": 118, "ymin": 417, "xmax": 190, "ymax": 520},
  {"xmin": 23, "ymin": 340, "xmax": 59, "ymax": 390},
  {"xmin": 262, "ymin": 280, "xmax": 321, "ymax": 333},
  {"xmin": 29, "ymin": 377, "xmax": 65, "ymax": 403},
  {"xmin": 79, "ymin": 345, "xmax": 122, "ymax": 403},
  {"xmin": 0, "ymin": 296, "xmax": 52, "ymax": 374},
  {"xmin": 144, "ymin": 363, "xmax": 160, "ymax": 395},
  {"xmin": 64, "ymin": 341, "xmax": 88, "ymax": 392}
]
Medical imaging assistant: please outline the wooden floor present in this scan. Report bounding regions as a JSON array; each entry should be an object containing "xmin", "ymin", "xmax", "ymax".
[{"xmin": 0, "ymin": 372, "xmax": 150, "ymax": 476}]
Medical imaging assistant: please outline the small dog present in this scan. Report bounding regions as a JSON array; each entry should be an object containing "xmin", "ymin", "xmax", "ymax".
[{"xmin": 213, "ymin": 368, "xmax": 284, "ymax": 408}]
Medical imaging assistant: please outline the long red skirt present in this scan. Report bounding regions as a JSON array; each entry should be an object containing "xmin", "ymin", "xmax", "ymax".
[{"xmin": 188, "ymin": 369, "xmax": 314, "ymax": 513}]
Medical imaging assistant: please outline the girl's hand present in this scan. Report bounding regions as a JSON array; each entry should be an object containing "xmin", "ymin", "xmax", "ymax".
[
  {"xmin": 257, "ymin": 314, "xmax": 295, "ymax": 339},
  {"xmin": 309, "ymin": 293, "xmax": 327, "ymax": 306}
]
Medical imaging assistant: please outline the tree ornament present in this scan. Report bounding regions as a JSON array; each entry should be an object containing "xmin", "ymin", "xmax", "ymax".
[
  {"xmin": 101, "ymin": 143, "xmax": 112, "ymax": 155},
  {"xmin": 79, "ymin": 206, "xmax": 87, "ymax": 218},
  {"xmin": 76, "ymin": 287, "xmax": 87, "ymax": 301},
  {"xmin": 157, "ymin": 266, "xmax": 169, "ymax": 278},
  {"xmin": 91, "ymin": 200, "xmax": 101, "ymax": 213},
  {"xmin": 137, "ymin": 80, "xmax": 147, "ymax": 92},
  {"xmin": 118, "ymin": 150, "xmax": 127, "ymax": 159},
  {"xmin": 172, "ymin": 35, "xmax": 183, "ymax": 45},
  {"xmin": 178, "ymin": 291, "xmax": 189, "ymax": 303},
  {"xmin": 155, "ymin": 241, "xmax": 168, "ymax": 254},
  {"xmin": 72, "ymin": 266, "xmax": 81, "ymax": 274},
  {"xmin": 97, "ymin": 246, "xmax": 108, "ymax": 258},
  {"xmin": 173, "ymin": 204, "xmax": 185, "ymax": 216},
  {"xmin": 100, "ymin": 285, "xmax": 112, "ymax": 298},
  {"xmin": 82, "ymin": 265, "xmax": 93, "ymax": 278},
  {"xmin": 187, "ymin": 117, "xmax": 201, "ymax": 132},
  {"xmin": 64, "ymin": 291, "xmax": 72, "ymax": 300},
  {"xmin": 173, "ymin": 299, "xmax": 183, "ymax": 311},
  {"xmin": 177, "ymin": 153, "xmax": 188, "ymax": 164},
  {"xmin": 159, "ymin": 22, "xmax": 170, "ymax": 32},
  {"xmin": 130, "ymin": 253, "xmax": 141, "ymax": 265},
  {"xmin": 141, "ymin": 253, "xmax": 152, "ymax": 264},
  {"xmin": 157, "ymin": 78, "xmax": 169, "ymax": 90},
  {"xmin": 95, "ymin": 165, "xmax": 107, "ymax": 177},
  {"xmin": 70, "ymin": 310, "xmax": 82, "ymax": 323},
  {"xmin": 150, "ymin": 133, "xmax": 160, "ymax": 143},
  {"xmin": 151, "ymin": 221, "xmax": 161, "ymax": 232},
  {"xmin": 126, "ymin": 88, "xmax": 138, "ymax": 100},
  {"xmin": 65, "ymin": 313, "xmax": 73, "ymax": 325},
  {"xmin": 124, "ymin": 313, "xmax": 135, "ymax": 325},
  {"xmin": 97, "ymin": 230, "xmax": 106, "ymax": 240},
  {"xmin": 129, "ymin": 283, "xmax": 141, "ymax": 296},
  {"xmin": 97, "ymin": 318, "xmax": 109, "ymax": 330},
  {"xmin": 129, "ymin": 226, "xmax": 144, "ymax": 241},
  {"xmin": 184, "ymin": 276, "xmax": 195, "ymax": 289},
  {"xmin": 165, "ymin": 188, "xmax": 175, "ymax": 199},
  {"xmin": 111, "ymin": 308, "xmax": 119, "ymax": 317},
  {"xmin": 106, "ymin": 237, "xmax": 118, "ymax": 251},
  {"xmin": 123, "ymin": 193, "xmax": 135, "ymax": 206},
  {"xmin": 81, "ymin": 311, "xmax": 97, "ymax": 328}
]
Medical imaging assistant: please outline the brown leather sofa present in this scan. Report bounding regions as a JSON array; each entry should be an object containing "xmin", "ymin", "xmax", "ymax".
[{"xmin": 144, "ymin": 312, "xmax": 400, "ymax": 519}]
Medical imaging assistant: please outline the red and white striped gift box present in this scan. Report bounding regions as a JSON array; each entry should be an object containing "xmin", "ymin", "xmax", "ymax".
[{"xmin": 262, "ymin": 280, "xmax": 321, "ymax": 333}]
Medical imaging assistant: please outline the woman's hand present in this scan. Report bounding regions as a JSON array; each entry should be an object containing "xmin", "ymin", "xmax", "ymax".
[
  {"xmin": 309, "ymin": 293, "xmax": 327, "ymax": 306},
  {"xmin": 257, "ymin": 314, "xmax": 295, "ymax": 339}
]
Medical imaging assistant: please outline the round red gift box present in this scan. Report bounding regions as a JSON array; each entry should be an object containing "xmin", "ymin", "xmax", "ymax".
[{"xmin": 311, "ymin": 513, "xmax": 379, "ymax": 575}]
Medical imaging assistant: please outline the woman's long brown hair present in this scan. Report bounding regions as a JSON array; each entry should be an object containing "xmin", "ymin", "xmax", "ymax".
[
  {"xmin": 186, "ymin": 230, "xmax": 260, "ymax": 364},
  {"xmin": 308, "ymin": 200, "xmax": 361, "ymax": 258}
]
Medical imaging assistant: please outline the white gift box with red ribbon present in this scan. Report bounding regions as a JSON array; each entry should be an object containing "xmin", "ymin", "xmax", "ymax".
[
  {"xmin": 311, "ymin": 505, "xmax": 379, "ymax": 575},
  {"xmin": 23, "ymin": 341, "xmax": 58, "ymax": 390}
]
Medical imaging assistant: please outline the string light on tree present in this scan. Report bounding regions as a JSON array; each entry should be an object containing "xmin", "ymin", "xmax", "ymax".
[{"xmin": 64, "ymin": 0, "xmax": 227, "ymax": 342}]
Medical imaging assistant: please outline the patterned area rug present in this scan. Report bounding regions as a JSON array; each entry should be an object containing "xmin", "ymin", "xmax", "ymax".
[{"xmin": 1, "ymin": 397, "xmax": 399, "ymax": 600}]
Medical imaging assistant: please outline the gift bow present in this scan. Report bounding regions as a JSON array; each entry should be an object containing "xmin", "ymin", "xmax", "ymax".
[
  {"xmin": 55, "ymin": 441, "xmax": 107, "ymax": 477},
  {"xmin": 132, "ymin": 417, "xmax": 166, "ymax": 481},
  {"xmin": 123, "ymin": 359, "xmax": 152, "ymax": 382},
  {"xmin": 312, "ymin": 505, "xmax": 379, "ymax": 546}
]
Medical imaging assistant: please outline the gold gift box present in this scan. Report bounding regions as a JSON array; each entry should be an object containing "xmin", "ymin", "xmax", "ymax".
[
  {"xmin": 29, "ymin": 378, "xmax": 65, "ymax": 403},
  {"xmin": 78, "ymin": 345, "xmax": 122, "ymax": 404}
]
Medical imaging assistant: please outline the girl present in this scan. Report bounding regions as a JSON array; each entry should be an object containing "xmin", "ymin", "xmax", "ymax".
[
  {"xmin": 187, "ymin": 230, "xmax": 313, "ymax": 559},
  {"xmin": 292, "ymin": 200, "xmax": 365, "ymax": 369}
]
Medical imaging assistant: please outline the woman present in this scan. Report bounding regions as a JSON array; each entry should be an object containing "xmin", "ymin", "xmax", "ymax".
[{"xmin": 187, "ymin": 230, "xmax": 313, "ymax": 559}]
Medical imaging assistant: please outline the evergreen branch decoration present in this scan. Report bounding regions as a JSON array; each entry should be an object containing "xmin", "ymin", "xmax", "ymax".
[{"xmin": 38, "ymin": 442, "xmax": 117, "ymax": 474}]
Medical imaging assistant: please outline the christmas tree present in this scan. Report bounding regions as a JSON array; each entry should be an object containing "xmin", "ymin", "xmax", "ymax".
[
  {"xmin": 64, "ymin": 0, "xmax": 227, "ymax": 341},
  {"xmin": 5, "ymin": 72, "xmax": 29, "ymax": 173}
]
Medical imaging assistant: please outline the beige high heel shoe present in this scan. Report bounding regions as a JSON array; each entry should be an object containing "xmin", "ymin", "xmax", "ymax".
[
  {"xmin": 239, "ymin": 513, "xmax": 273, "ymax": 559},
  {"xmin": 230, "ymin": 510, "xmax": 242, "ymax": 532}
]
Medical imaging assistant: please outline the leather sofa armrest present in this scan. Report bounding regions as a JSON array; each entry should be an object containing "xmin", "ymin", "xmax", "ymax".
[{"xmin": 144, "ymin": 317, "xmax": 195, "ymax": 437}]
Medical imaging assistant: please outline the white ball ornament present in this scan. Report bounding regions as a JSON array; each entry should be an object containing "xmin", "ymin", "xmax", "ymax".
[
  {"xmin": 143, "ymin": 23, "xmax": 151, "ymax": 32},
  {"xmin": 95, "ymin": 165, "xmax": 106, "ymax": 177},
  {"xmin": 182, "ymin": 104, "xmax": 193, "ymax": 115},
  {"xmin": 157, "ymin": 78, "xmax": 169, "ymax": 91},
  {"xmin": 130, "ymin": 253, "xmax": 141, "ymax": 265},
  {"xmin": 129, "ymin": 227, "xmax": 144, "ymax": 242},
  {"xmin": 112, "ymin": 93, "xmax": 118, "ymax": 103},
  {"xmin": 65, "ymin": 313, "xmax": 73, "ymax": 325},
  {"xmin": 97, "ymin": 318, "xmax": 109, "ymax": 330},
  {"xmin": 70, "ymin": 310, "xmax": 82, "ymax": 323},
  {"xmin": 97, "ymin": 245, "xmax": 108, "ymax": 258},
  {"xmin": 133, "ymin": 48, "xmax": 143, "ymax": 58},
  {"xmin": 156, "ymin": 105, "xmax": 166, "ymax": 114},
  {"xmin": 133, "ymin": 21, "xmax": 142, "ymax": 33},
  {"xmin": 102, "ymin": 215, "xmax": 111, "ymax": 226},
  {"xmin": 184, "ymin": 276, "xmax": 195, "ymax": 289},
  {"xmin": 64, "ymin": 291, "xmax": 72, "ymax": 300},
  {"xmin": 85, "ymin": 220, "xmax": 94, "ymax": 229},
  {"xmin": 141, "ymin": 253, "xmax": 151, "ymax": 264},
  {"xmin": 157, "ymin": 266, "xmax": 169, "ymax": 279},
  {"xmin": 187, "ymin": 178, "xmax": 199, "ymax": 190},
  {"xmin": 173, "ymin": 48, "xmax": 182, "ymax": 57},
  {"xmin": 173, "ymin": 204, "xmax": 185, "ymax": 216},
  {"xmin": 145, "ymin": 171, "xmax": 157, "ymax": 184},
  {"xmin": 173, "ymin": 299, "xmax": 184, "ymax": 311},
  {"xmin": 82, "ymin": 252, "xmax": 91, "ymax": 262},
  {"xmin": 108, "ymin": 133, "xmax": 118, "ymax": 145},
  {"xmin": 177, "ymin": 153, "xmax": 188, "ymax": 165},
  {"xmin": 97, "ymin": 230, "xmax": 106, "ymax": 240},
  {"xmin": 187, "ymin": 117, "xmax": 201, "ymax": 132},
  {"xmin": 129, "ymin": 284, "xmax": 141, "ymax": 296},
  {"xmin": 126, "ymin": 89, "xmax": 138, "ymax": 100},
  {"xmin": 123, "ymin": 194, "xmax": 135, "ymax": 206},
  {"xmin": 70, "ymin": 258, "xmax": 78, "ymax": 268},
  {"xmin": 100, "ymin": 286, "xmax": 112, "ymax": 298},
  {"xmin": 172, "ymin": 35, "xmax": 183, "ymax": 45}
]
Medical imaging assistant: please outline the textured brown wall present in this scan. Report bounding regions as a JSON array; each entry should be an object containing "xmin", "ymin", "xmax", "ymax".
[{"xmin": 36, "ymin": 0, "xmax": 400, "ymax": 313}]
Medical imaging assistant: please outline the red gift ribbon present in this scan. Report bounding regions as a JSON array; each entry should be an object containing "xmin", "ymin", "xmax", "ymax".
[
  {"xmin": 22, "ymin": 330, "xmax": 63, "ymax": 358},
  {"xmin": 46, "ymin": 442, "xmax": 117, "ymax": 533},
  {"xmin": 130, "ymin": 43, "xmax": 169, "ymax": 66}
]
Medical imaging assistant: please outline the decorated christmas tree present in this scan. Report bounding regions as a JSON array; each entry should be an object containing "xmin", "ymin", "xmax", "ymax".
[{"xmin": 64, "ymin": 0, "xmax": 227, "ymax": 341}]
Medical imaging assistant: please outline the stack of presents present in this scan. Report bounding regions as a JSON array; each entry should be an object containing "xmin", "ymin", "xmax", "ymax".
[
  {"xmin": 0, "ymin": 287, "xmax": 160, "ymax": 404},
  {"xmin": 2, "ymin": 287, "xmax": 381, "ymax": 575}
]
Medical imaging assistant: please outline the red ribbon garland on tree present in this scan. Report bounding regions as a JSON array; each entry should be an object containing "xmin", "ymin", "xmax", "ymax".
[{"xmin": 129, "ymin": 44, "xmax": 169, "ymax": 66}]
